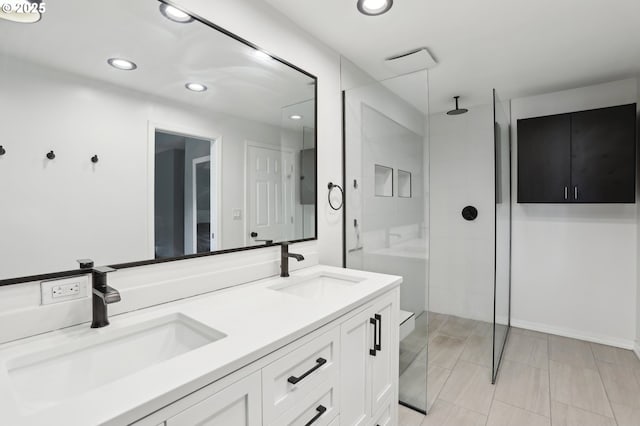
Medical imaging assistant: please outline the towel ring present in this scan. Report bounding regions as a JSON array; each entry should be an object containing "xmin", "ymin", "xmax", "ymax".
[{"xmin": 327, "ymin": 182, "xmax": 344, "ymax": 211}]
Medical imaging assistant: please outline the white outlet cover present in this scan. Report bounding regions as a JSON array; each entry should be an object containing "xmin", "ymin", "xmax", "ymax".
[{"xmin": 41, "ymin": 275, "xmax": 90, "ymax": 305}]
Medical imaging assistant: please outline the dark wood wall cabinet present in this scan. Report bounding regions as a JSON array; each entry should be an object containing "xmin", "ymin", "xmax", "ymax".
[{"xmin": 517, "ymin": 103, "xmax": 637, "ymax": 203}]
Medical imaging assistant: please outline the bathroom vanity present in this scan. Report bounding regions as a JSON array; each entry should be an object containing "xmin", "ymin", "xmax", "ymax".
[{"xmin": 0, "ymin": 266, "xmax": 400, "ymax": 426}]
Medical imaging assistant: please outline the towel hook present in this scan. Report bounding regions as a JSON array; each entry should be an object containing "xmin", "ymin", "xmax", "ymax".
[
  {"xmin": 46, "ymin": 150, "xmax": 55, "ymax": 160},
  {"xmin": 0, "ymin": 145, "xmax": 5, "ymax": 156}
]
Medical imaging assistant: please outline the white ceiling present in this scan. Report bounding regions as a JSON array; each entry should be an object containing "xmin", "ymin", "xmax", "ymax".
[{"xmin": 264, "ymin": 0, "xmax": 640, "ymax": 113}]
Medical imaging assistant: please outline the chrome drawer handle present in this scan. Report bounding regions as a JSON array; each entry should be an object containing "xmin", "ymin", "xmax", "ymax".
[{"xmin": 287, "ymin": 358, "xmax": 327, "ymax": 385}]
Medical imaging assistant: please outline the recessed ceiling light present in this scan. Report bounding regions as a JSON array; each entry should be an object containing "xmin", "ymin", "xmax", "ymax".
[
  {"xmin": 185, "ymin": 82, "xmax": 207, "ymax": 92},
  {"xmin": 107, "ymin": 58, "xmax": 137, "ymax": 71},
  {"xmin": 0, "ymin": 0, "xmax": 42, "ymax": 23},
  {"xmin": 357, "ymin": 0, "xmax": 393, "ymax": 16},
  {"xmin": 159, "ymin": 3, "xmax": 193, "ymax": 23},
  {"xmin": 289, "ymin": 114, "xmax": 303, "ymax": 120},
  {"xmin": 253, "ymin": 50, "xmax": 271, "ymax": 61}
]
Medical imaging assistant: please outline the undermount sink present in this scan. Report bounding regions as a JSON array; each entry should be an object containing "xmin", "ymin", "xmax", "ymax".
[
  {"xmin": 270, "ymin": 272, "xmax": 365, "ymax": 299},
  {"xmin": 7, "ymin": 313, "xmax": 225, "ymax": 413}
]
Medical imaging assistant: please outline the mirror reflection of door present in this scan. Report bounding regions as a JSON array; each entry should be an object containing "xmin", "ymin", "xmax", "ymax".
[
  {"xmin": 246, "ymin": 143, "xmax": 295, "ymax": 245},
  {"xmin": 192, "ymin": 156, "xmax": 216, "ymax": 253},
  {"xmin": 154, "ymin": 130, "xmax": 218, "ymax": 259}
]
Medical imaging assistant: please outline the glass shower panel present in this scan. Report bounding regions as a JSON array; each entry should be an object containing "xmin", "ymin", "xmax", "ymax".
[
  {"xmin": 343, "ymin": 67, "xmax": 430, "ymax": 412},
  {"xmin": 492, "ymin": 89, "xmax": 512, "ymax": 382}
]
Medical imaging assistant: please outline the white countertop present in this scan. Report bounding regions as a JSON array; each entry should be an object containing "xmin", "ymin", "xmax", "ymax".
[{"xmin": 0, "ymin": 265, "xmax": 401, "ymax": 426}]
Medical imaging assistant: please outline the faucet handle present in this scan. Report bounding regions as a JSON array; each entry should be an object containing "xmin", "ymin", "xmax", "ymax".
[
  {"xmin": 94, "ymin": 266, "xmax": 116, "ymax": 274},
  {"xmin": 77, "ymin": 259, "xmax": 94, "ymax": 269}
]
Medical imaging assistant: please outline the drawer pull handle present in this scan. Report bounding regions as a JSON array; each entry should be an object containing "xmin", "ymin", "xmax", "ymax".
[
  {"xmin": 369, "ymin": 317, "xmax": 377, "ymax": 356},
  {"xmin": 304, "ymin": 405, "xmax": 327, "ymax": 426},
  {"xmin": 375, "ymin": 314, "xmax": 382, "ymax": 351},
  {"xmin": 287, "ymin": 358, "xmax": 327, "ymax": 385}
]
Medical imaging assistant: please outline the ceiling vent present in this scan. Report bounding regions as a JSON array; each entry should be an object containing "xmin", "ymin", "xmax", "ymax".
[{"xmin": 384, "ymin": 48, "xmax": 437, "ymax": 75}]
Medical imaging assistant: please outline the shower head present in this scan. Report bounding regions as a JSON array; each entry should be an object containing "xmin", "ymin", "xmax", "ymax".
[{"xmin": 447, "ymin": 96, "xmax": 468, "ymax": 115}]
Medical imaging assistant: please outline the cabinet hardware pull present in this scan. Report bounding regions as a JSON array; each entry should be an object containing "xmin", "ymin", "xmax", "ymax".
[
  {"xmin": 375, "ymin": 314, "xmax": 382, "ymax": 351},
  {"xmin": 574, "ymin": 186, "xmax": 578, "ymax": 200},
  {"xmin": 304, "ymin": 405, "xmax": 327, "ymax": 426},
  {"xmin": 287, "ymin": 358, "xmax": 327, "ymax": 384},
  {"xmin": 370, "ymin": 317, "xmax": 378, "ymax": 356},
  {"xmin": 564, "ymin": 186, "xmax": 568, "ymax": 200}
]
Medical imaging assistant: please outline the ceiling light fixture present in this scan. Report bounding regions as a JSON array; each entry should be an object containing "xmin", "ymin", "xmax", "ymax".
[
  {"xmin": 357, "ymin": 0, "xmax": 393, "ymax": 16},
  {"xmin": 107, "ymin": 58, "xmax": 137, "ymax": 71},
  {"xmin": 289, "ymin": 114, "xmax": 303, "ymax": 120},
  {"xmin": 159, "ymin": 3, "xmax": 193, "ymax": 23},
  {"xmin": 185, "ymin": 82, "xmax": 207, "ymax": 92},
  {"xmin": 0, "ymin": 0, "xmax": 43, "ymax": 24}
]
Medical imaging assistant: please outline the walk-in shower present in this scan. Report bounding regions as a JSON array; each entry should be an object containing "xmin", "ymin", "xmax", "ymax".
[{"xmin": 341, "ymin": 57, "xmax": 512, "ymax": 415}]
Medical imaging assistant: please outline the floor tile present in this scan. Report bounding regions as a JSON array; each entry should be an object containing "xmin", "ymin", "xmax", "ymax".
[
  {"xmin": 427, "ymin": 312, "xmax": 448, "ymax": 335},
  {"xmin": 399, "ymin": 403, "xmax": 425, "ymax": 426},
  {"xmin": 511, "ymin": 327, "xmax": 550, "ymax": 340},
  {"xmin": 596, "ymin": 360, "xmax": 640, "ymax": 408},
  {"xmin": 427, "ymin": 363, "xmax": 452, "ymax": 411},
  {"xmin": 590, "ymin": 342, "xmax": 640, "ymax": 370},
  {"xmin": 494, "ymin": 360, "xmax": 550, "ymax": 416},
  {"xmin": 429, "ymin": 334, "xmax": 466, "ymax": 369},
  {"xmin": 437, "ymin": 316, "xmax": 478, "ymax": 340},
  {"xmin": 486, "ymin": 400, "xmax": 549, "ymax": 426},
  {"xmin": 460, "ymin": 333, "xmax": 492, "ymax": 367},
  {"xmin": 549, "ymin": 335, "xmax": 597, "ymax": 370},
  {"xmin": 551, "ymin": 400, "xmax": 616, "ymax": 426},
  {"xmin": 504, "ymin": 332, "xmax": 549, "ymax": 370},
  {"xmin": 549, "ymin": 360, "xmax": 613, "ymax": 418},
  {"xmin": 472, "ymin": 320, "xmax": 492, "ymax": 337},
  {"xmin": 439, "ymin": 360, "xmax": 495, "ymax": 415},
  {"xmin": 611, "ymin": 402, "xmax": 640, "ymax": 426},
  {"xmin": 422, "ymin": 399, "xmax": 486, "ymax": 426}
]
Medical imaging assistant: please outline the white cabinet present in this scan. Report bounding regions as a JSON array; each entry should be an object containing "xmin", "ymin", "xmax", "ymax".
[
  {"xmin": 340, "ymin": 291, "xmax": 399, "ymax": 426},
  {"xmin": 165, "ymin": 372, "xmax": 261, "ymax": 426},
  {"xmin": 133, "ymin": 288, "xmax": 399, "ymax": 426}
]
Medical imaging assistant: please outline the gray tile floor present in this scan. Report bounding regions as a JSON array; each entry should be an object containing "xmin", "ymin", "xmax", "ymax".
[{"xmin": 399, "ymin": 316, "xmax": 640, "ymax": 426}]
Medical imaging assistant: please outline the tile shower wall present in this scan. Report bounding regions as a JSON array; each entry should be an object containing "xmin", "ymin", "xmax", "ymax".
[{"xmin": 429, "ymin": 103, "xmax": 495, "ymax": 323}]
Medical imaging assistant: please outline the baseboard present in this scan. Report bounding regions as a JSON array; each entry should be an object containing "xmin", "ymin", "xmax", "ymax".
[{"xmin": 511, "ymin": 318, "xmax": 635, "ymax": 350}]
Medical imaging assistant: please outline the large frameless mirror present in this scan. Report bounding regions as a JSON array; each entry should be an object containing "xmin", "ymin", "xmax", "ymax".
[{"xmin": 0, "ymin": 0, "xmax": 317, "ymax": 284}]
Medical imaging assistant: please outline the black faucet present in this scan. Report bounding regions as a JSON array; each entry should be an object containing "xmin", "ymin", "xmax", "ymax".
[
  {"xmin": 280, "ymin": 242, "xmax": 304, "ymax": 277},
  {"xmin": 78, "ymin": 259, "xmax": 120, "ymax": 328}
]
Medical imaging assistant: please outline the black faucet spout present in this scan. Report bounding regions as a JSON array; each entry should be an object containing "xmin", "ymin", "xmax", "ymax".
[
  {"xmin": 89, "ymin": 265, "xmax": 119, "ymax": 328},
  {"xmin": 280, "ymin": 242, "xmax": 304, "ymax": 277}
]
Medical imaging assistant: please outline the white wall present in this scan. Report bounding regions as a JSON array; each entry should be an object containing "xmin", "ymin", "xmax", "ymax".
[
  {"xmin": 511, "ymin": 79, "xmax": 638, "ymax": 348},
  {"xmin": 429, "ymin": 104, "xmax": 495, "ymax": 322},
  {"xmin": 0, "ymin": 0, "xmax": 342, "ymax": 344}
]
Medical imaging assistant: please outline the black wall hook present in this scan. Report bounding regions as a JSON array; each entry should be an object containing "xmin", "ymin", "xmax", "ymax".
[
  {"xmin": 91, "ymin": 155, "xmax": 99, "ymax": 163},
  {"xmin": 46, "ymin": 150, "xmax": 55, "ymax": 160},
  {"xmin": 0, "ymin": 146, "xmax": 5, "ymax": 156}
]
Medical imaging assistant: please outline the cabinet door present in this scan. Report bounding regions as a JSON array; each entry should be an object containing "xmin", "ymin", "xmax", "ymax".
[
  {"xmin": 571, "ymin": 104, "xmax": 636, "ymax": 203},
  {"xmin": 517, "ymin": 114, "xmax": 571, "ymax": 203},
  {"xmin": 370, "ymin": 295, "xmax": 397, "ymax": 409},
  {"xmin": 340, "ymin": 308, "xmax": 374, "ymax": 426},
  {"xmin": 167, "ymin": 372, "xmax": 261, "ymax": 426}
]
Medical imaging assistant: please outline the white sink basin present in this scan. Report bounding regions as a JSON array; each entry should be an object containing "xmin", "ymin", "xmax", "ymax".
[
  {"xmin": 270, "ymin": 272, "xmax": 365, "ymax": 299},
  {"xmin": 7, "ymin": 313, "xmax": 225, "ymax": 413}
]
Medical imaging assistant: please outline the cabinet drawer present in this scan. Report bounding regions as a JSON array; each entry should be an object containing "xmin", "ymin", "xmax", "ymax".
[
  {"xmin": 271, "ymin": 379, "xmax": 338, "ymax": 426},
  {"xmin": 371, "ymin": 398, "xmax": 393, "ymax": 426},
  {"xmin": 263, "ymin": 327, "xmax": 339, "ymax": 424}
]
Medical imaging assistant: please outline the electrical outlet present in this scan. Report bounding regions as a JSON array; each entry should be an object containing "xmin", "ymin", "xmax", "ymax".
[
  {"xmin": 41, "ymin": 276, "xmax": 89, "ymax": 305},
  {"xmin": 232, "ymin": 209, "xmax": 242, "ymax": 220}
]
